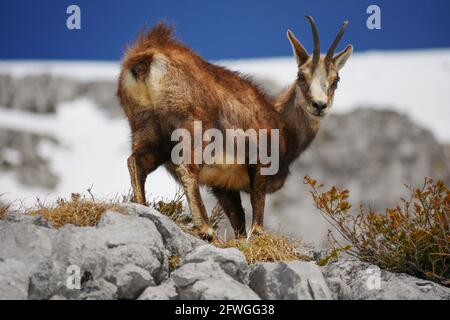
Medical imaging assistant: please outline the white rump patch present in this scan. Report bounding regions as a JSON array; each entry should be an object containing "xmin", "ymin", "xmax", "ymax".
[
  {"xmin": 123, "ymin": 70, "xmax": 137, "ymax": 87},
  {"xmin": 122, "ymin": 53, "xmax": 167, "ymax": 88},
  {"xmin": 121, "ymin": 53, "xmax": 168, "ymax": 108},
  {"xmin": 149, "ymin": 53, "xmax": 167, "ymax": 83}
]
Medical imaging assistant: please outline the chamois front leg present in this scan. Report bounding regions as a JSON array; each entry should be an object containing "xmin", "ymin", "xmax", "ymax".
[
  {"xmin": 212, "ymin": 188, "xmax": 247, "ymax": 238},
  {"xmin": 175, "ymin": 164, "xmax": 214, "ymax": 240},
  {"xmin": 249, "ymin": 166, "xmax": 266, "ymax": 237}
]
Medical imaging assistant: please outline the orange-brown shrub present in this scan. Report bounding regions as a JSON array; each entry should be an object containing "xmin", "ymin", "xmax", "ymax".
[{"xmin": 304, "ymin": 176, "xmax": 450, "ymax": 286}]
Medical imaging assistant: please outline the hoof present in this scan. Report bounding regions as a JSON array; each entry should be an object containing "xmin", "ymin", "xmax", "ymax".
[
  {"xmin": 198, "ymin": 225, "xmax": 216, "ymax": 242},
  {"xmin": 248, "ymin": 224, "xmax": 264, "ymax": 238}
]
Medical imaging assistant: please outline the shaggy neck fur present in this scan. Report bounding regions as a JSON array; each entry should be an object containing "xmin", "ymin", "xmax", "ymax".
[{"xmin": 275, "ymin": 84, "xmax": 320, "ymax": 166}]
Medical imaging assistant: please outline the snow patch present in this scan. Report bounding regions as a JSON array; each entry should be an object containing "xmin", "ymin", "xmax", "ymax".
[{"xmin": 0, "ymin": 100, "xmax": 178, "ymax": 206}]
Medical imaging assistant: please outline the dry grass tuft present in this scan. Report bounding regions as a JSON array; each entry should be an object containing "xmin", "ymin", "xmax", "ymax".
[
  {"xmin": 305, "ymin": 175, "xmax": 450, "ymax": 286},
  {"xmin": 0, "ymin": 202, "xmax": 9, "ymax": 220},
  {"xmin": 214, "ymin": 231, "xmax": 310, "ymax": 264},
  {"xmin": 209, "ymin": 204, "xmax": 226, "ymax": 229},
  {"xmin": 29, "ymin": 193, "xmax": 123, "ymax": 228},
  {"xmin": 0, "ymin": 194, "xmax": 11, "ymax": 220},
  {"xmin": 168, "ymin": 255, "xmax": 181, "ymax": 271}
]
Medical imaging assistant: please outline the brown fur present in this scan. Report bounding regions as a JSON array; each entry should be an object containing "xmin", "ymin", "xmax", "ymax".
[{"xmin": 117, "ymin": 22, "xmax": 351, "ymax": 238}]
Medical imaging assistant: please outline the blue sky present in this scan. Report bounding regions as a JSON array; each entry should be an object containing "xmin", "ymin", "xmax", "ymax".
[{"xmin": 1, "ymin": 0, "xmax": 449, "ymax": 60}]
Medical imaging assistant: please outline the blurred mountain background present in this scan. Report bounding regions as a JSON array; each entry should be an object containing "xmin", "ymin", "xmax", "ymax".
[{"xmin": 1, "ymin": 0, "xmax": 450, "ymax": 246}]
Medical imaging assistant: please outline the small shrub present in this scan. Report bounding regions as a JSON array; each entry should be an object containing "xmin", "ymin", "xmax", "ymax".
[
  {"xmin": 304, "ymin": 176, "xmax": 450, "ymax": 286},
  {"xmin": 29, "ymin": 193, "xmax": 123, "ymax": 228},
  {"xmin": 317, "ymin": 244, "xmax": 352, "ymax": 267},
  {"xmin": 150, "ymin": 189, "xmax": 188, "ymax": 224}
]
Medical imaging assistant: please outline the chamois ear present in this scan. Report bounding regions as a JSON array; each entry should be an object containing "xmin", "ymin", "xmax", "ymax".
[
  {"xmin": 287, "ymin": 30, "xmax": 309, "ymax": 66},
  {"xmin": 333, "ymin": 44, "xmax": 353, "ymax": 71}
]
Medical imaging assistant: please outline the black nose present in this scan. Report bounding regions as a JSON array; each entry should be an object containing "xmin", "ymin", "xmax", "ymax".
[{"xmin": 312, "ymin": 101, "xmax": 327, "ymax": 112}]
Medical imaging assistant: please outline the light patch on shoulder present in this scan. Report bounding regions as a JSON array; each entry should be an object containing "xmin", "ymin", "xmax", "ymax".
[{"xmin": 122, "ymin": 53, "xmax": 168, "ymax": 109}]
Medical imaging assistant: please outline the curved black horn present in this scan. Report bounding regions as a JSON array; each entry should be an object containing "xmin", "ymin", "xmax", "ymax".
[
  {"xmin": 325, "ymin": 20, "xmax": 349, "ymax": 67},
  {"xmin": 305, "ymin": 16, "xmax": 320, "ymax": 66}
]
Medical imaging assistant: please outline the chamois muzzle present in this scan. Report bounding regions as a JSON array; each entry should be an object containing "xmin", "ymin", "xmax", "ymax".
[{"xmin": 312, "ymin": 101, "xmax": 328, "ymax": 117}]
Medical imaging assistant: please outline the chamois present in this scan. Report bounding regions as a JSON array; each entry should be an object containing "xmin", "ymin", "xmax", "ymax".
[{"xmin": 117, "ymin": 16, "xmax": 353, "ymax": 239}]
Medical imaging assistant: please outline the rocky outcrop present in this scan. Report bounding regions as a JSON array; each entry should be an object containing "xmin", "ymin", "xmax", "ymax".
[
  {"xmin": 1, "ymin": 205, "xmax": 185, "ymax": 300},
  {"xmin": 323, "ymin": 258, "xmax": 450, "ymax": 300},
  {"xmin": 170, "ymin": 245, "xmax": 260, "ymax": 300},
  {"xmin": 0, "ymin": 74, "xmax": 121, "ymax": 115},
  {"xmin": 172, "ymin": 260, "xmax": 260, "ymax": 300},
  {"xmin": 249, "ymin": 261, "xmax": 332, "ymax": 300},
  {"xmin": 0, "ymin": 129, "xmax": 58, "ymax": 188},
  {"xmin": 138, "ymin": 280, "xmax": 178, "ymax": 300},
  {"xmin": 0, "ymin": 204, "xmax": 448, "ymax": 300}
]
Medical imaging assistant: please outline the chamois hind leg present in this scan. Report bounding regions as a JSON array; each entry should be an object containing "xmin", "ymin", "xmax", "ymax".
[
  {"xmin": 175, "ymin": 164, "xmax": 214, "ymax": 240},
  {"xmin": 249, "ymin": 166, "xmax": 266, "ymax": 237},
  {"xmin": 127, "ymin": 152, "xmax": 159, "ymax": 205},
  {"xmin": 212, "ymin": 188, "xmax": 247, "ymax": 238}
]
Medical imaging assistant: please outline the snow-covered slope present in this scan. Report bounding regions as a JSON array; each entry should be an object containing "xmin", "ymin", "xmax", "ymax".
[
  {"xmin": 1, "ymin": 49, "xmax": 450, "ymax": 207},
  {"xmin": 0, "ymin": 61, "xmax": 120, "ymax": 82}
]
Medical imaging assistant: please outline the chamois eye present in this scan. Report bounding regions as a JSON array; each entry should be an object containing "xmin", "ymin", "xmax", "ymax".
[
  {"xmin": 332, "ymin": 76, "xmax": 340, "ymax": 88},
  {"xmin": 298, "ymin": 73, "xmax": 306, "ymax": 82}
]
